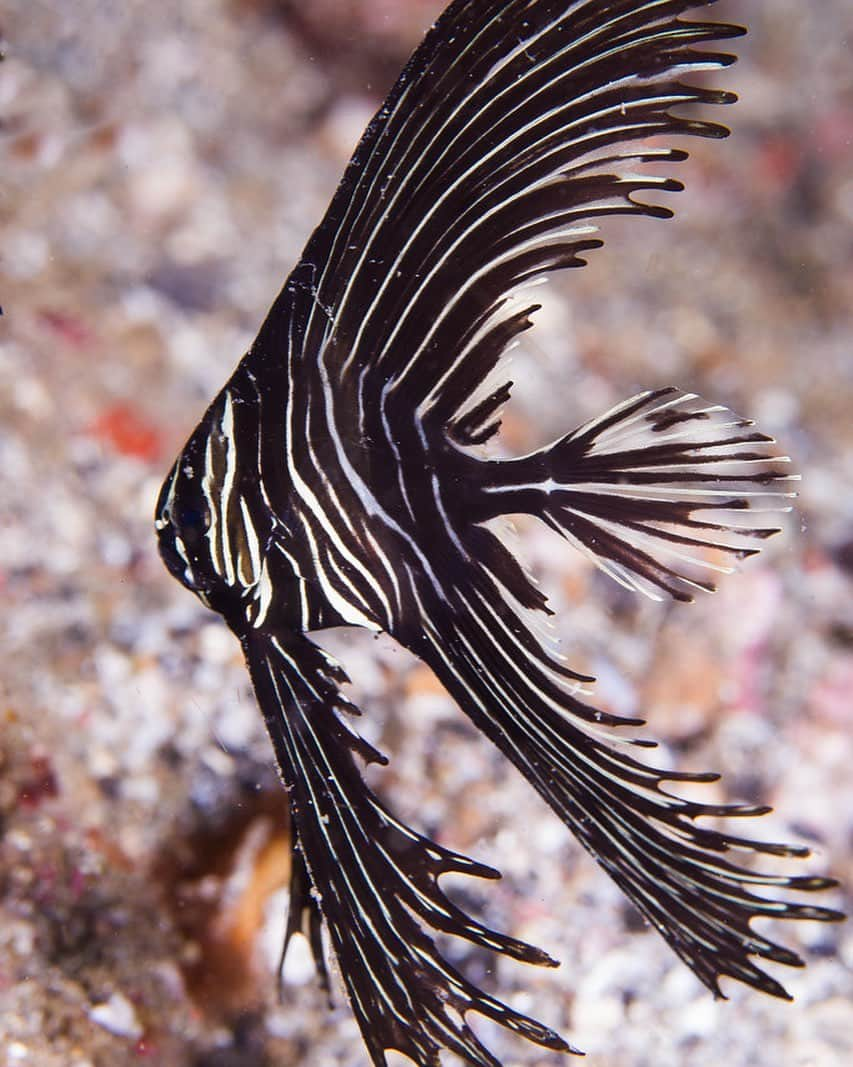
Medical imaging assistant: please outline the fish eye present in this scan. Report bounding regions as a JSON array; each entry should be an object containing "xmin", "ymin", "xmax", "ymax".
[
  {"xmin": 176, "ymin": 504, "xmax": 211, "ymax": 545},
  {"xmin": 179, "ymin": 505, "xmax": 205, "ymax": 527}
]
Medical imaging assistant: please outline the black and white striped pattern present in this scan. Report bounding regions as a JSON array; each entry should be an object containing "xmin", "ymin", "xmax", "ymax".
[
  {"xmin": 473, "ymin": 387, "xmax": 800, "ymax": 602},
  {"xmin": 155, "ymin": 3, "xmax": 842, "ymax": 1065}
]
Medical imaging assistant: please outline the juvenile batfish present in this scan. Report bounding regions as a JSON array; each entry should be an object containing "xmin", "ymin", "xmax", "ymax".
[{"xmin": 155, "ymin": 2, "xmax": 841, "ymax": 1063}]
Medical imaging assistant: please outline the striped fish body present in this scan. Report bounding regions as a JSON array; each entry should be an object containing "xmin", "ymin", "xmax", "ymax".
[
  {"xmin": 155, "ymin": 4, "xmax": 842, "ymax": 1065},
  {"xmin": 157, "ymin": 346, "xmax": 429, "ymax": 638}
]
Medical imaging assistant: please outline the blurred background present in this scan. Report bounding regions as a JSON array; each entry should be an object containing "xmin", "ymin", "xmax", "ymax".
[{"xmin": 1, "ymin": 2, "xmax": 851, "ymax": 1065}]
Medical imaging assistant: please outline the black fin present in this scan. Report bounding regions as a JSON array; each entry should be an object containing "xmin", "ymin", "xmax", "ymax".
[
  {"xmin": 252, "ymin": 1, "xmax": 746, "ymax": 461},
  {"xmin": 278, "ymin": 835, "xmax": 330, "ymax": 1000},
  {"xmin": 475, "ymin": 388, "xmax": 797, "ymax": 602},
  {"xmin": 243, "ymin": 632, "xmax": 577, "ymax": 1066},
  {"xmin": 408, "ymin": 572, "xmax": 843, "ymax": 1003}
]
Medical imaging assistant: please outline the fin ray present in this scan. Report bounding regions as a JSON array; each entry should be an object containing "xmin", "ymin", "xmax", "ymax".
[
  {"xmin": 405, "ymin": 574, "xmax": 842, "ymax": 1004},
  {"xmin": 244, "ymin": 632, "xmax": 576, "ymax": 1066},
  {"xmin": 477, "ymin": 388, "xmax": 795, "ymax": 602},
  {"xmin": 251, "ymin": 2, "xmax": 746, "ymax": 457}
]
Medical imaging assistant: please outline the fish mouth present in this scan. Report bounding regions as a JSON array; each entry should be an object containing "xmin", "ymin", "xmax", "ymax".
[
  {"xmin": 154, "ymin": 460, "xmax": 202, "ymax": 597},
  {"xmin": 154, "ymin": 461, "xmax": 189, "ymax": 585},
  {"xmin": 155, "ymin": 519, "xmax": 212, "ymax": 610},
  {"xmin": 156, "ymin": 518, "xmax": 192, "ymax": 589}
]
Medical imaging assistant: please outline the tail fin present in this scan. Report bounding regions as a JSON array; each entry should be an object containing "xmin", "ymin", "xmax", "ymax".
[
  {"xmin": 242, "ymin": 631, "xmax": 576, "ymax": 1067},
  {"xmin": 414, "ymin": 574, "xmax": 842, "ymax": 1001},
  {"xmin": 477, "ymin": 388, "xmax": 797, "ymax": 601}
]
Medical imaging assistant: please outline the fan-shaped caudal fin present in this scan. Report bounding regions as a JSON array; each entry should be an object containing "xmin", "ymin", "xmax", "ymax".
[
  {"xmin": 472, "ymin": 388, "xmax": 798, "ymax": 602},
  {"xmin": 413, "ymin": 582, "xmax": 843, "ymax": 1004},
  {"xmin": 242, "ymin": 631, "xmax": 577, "ymax": 1067}
]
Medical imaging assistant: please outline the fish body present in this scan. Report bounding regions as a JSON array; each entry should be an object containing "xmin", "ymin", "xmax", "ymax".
[{"xmin": 156, "ymin": 3, "xmax": 841, "ymax": 1064}]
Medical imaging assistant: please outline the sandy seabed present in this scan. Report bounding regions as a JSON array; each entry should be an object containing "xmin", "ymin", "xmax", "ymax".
[{"xmin": 1, "ymin": 2, "xmax": 851, "ymax": 1065}]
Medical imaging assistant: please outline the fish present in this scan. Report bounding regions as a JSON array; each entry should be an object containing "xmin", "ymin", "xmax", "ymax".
[{"xmin": 155, "ymin": 2, "xmax": 842, "ymax": 1064}]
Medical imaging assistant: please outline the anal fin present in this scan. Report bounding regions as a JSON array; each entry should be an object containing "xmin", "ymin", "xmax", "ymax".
[{"xmin": 244, "ymin": 632, "xmax": 576, "ymax": 1067}]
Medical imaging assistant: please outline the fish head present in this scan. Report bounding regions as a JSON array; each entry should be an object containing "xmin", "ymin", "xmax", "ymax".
[
  {"xmin": 154, "ymin": 443, "xmax": 215, "ymax": 608},
  {"xmin": 155, "ymin": 387, "xmax": 265, "ymax": 627}
]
